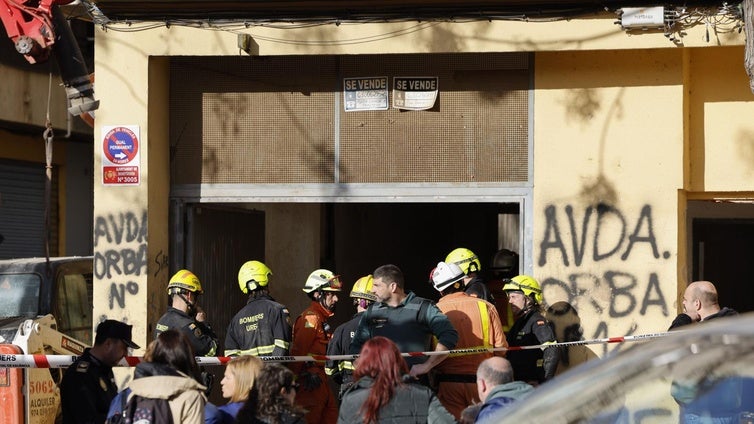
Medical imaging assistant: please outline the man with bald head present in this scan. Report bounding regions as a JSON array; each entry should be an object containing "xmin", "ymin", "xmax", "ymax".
[
  {"xmin": 473, "ymin": 356, "xmax": 534, "ymax": 422},
  {"xmin": 669, "ymin": 280, "xmax": 737, "ymax": 330}
]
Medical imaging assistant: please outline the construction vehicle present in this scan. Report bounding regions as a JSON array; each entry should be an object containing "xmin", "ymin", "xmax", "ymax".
[
  {"xmin": 0, "ymin": 257, "xmax": 93, "ymax": 424},
  {"xmin": 0, "ymin": 0, "xmax": 98, "ymax": 123}
]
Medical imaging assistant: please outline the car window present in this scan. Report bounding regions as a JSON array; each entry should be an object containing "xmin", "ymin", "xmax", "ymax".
[{"xmin": 0, "ymin": 273, "xmax": 41, "ymax": 318}]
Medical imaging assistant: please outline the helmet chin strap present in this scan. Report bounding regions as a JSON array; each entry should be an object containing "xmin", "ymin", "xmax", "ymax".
[
  {"xmin": 317, "ymin": 291, "xmax": 335, "ymax": 311},
  {"xmin": 177, "ymin": 291, "xmax": 196, "ymax": 314}
]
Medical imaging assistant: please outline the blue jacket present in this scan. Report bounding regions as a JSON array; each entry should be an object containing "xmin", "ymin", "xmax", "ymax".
[{"xmin": 476, "ymin": 381, "xmax": 534, "ymax": 423}]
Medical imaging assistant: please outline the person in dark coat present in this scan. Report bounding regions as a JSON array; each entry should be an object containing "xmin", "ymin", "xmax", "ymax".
[
  {"xmin": 234, "ymin": 363, "xmax": 306, "ymax": 424},
  {"xmin": 668, "ymin": 280, "xmax": 738, "ymax": 330},
  {"xmin": 61, "ymin": 319, "xmax": 139, "ymax": 424},
  {"xmin": 338, "ymin": 336, "xmax": 455, "ymax": 424}
]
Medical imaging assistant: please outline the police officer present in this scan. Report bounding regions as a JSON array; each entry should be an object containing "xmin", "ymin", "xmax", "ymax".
[
  {"xmin": 60, "ymin": 319, "xmax": 139, "ymax": 424},
  {"xmin": 503, "ymin": 275, "xmax": 559, "ymax": 385},
  {"xmin": 155, "ymin": 269, "xmax": 218, "ymax": 357},
  {"xmin": 290, "ymin": 268, "xmax": 342, "ymax": 424},
  {"xmin": 225, "ymin": 260, "xmax": 292, "ymax": 357},
  {"xmin": 446, "ymin": 247, "xmax": 493, "ymax": 302},
  {"xmin": 349, "ymin": 264, "xmax": 459, "ymax": 379},
  {"xmin": 325, "ymin": 274, "xmax": 376, "ymax": 399}
]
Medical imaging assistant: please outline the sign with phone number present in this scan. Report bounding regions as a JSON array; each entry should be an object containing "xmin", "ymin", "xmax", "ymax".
[{"xmin": 101, "ymin": 125, "xmax": 140, "ymax": 186}]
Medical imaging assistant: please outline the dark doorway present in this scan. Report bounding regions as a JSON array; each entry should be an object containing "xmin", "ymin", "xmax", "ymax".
[{"xmin": 692, "ymin": 218, "xmax": 754, "ymax": 314}]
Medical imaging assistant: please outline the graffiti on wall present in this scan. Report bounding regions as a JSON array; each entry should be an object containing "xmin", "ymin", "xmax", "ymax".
[
  {"xmin": 538, "ymin": 203, "xmax": 672, "ymax": 354},
  {"xmin": 93, "ymin": 211, "xmax": 148, "ymax": 317}
]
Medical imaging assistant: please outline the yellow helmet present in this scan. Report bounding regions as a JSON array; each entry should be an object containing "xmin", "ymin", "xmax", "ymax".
[
  {"xmin": 303, "ymin": 269, "xmax": 343, "ymax": 294},
  {"xmin": 238, "ymin": 260, "xmax": 273, "ymax": 294},
  {"xmin": 503, "ymin": 274, "xmax": 543, "ymax": 304},
  {"xmin": 167, "ymin": 269, "xmax": 203, "ymax": 294},
  {"xmin": 350, "ymin": 275, "xmax": 377, "ymax": 302},
  {"xmin": 445, "ymin": 247, "xmax": 481, "ymax": 275}
]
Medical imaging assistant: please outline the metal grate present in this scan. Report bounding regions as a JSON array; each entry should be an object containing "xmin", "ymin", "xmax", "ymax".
[{"xmin": 170, "ymin": 53, "xmax": 529, "ymax": 185}]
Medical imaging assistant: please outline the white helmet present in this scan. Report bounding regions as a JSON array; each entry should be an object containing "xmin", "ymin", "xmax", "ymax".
[
  {"xmin": 431, "ymin": 261, "xmax": 465, "ymax": 293},
  {"xmin": 302, "ymin": 269, "xmax": 342, "ymax": 294}
]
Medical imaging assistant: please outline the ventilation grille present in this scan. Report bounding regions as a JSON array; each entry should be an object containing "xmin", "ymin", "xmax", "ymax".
[{"xmin": 171, "ymin": 53, "xmax": 529, "ymax": 185}]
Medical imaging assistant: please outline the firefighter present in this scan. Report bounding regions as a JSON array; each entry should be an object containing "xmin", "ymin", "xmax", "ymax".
[
  {"xmin": 155, "ymin": 269, "xmax": 218, "ymax": 357},
  {"xmin": 446, "ymin": 247, "xmax": 493, "ymax": 302},
  {"xmin": 503, "ymin": 275, "xmax": 559, "ymax": 385},
  {"xmin": 290, "ymin": 268, "xmax": 342, "ymax": 424},
  {"xmin": 225, "ymin": 260, "xmax": 292, "ymax": 357},
  {"xmin": 61, "ymin": 319, "xmax": 139, "ymax": 424},
  {"xmin": 325, "ymin": 274, "xmax": 376, "ymax": 399},
  {"xmin": 431, "ymin": 261, "xmax": 508, "ymax": 420}
]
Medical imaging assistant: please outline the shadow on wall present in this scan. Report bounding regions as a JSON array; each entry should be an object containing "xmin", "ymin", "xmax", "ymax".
[{"xmin": 546, "ymin": 301, "xmax": 599, "ymax": 376}]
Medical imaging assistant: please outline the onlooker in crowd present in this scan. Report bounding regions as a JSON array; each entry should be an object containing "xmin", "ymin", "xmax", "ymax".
[
  {"xmin": 234, "ymin": 363, "xmax": 306, "ymax": 424},
  {"xmin": 325, "ymin": 274, "xmax": 376, "ymax": 399},
  {"xmin": 430, "ymin": 262, "xmax": 508, "ymax": 419},
  {"xmin": 668, "ymin": 280, "xmax": 738, "ymax": 330},
  {"xmin": 127, "ymin": 329, "xmax": 207, "ymax": 423},
  {"xmin": 445, "ymin": 247, "xmax": 493, "ymax": 302},
  {"xmin": 205, "ymin": 355, "xmax": 263, "ymax": 424},
  {"xmin": 502, "ymin": 275, "xmax": 559, "ymax": 385},
  {"xmin": 668, "ymin": 280, "xmax": 741, "ymax": 423},
  {"xmin": 349, "ymin": 264, "xmax": 458, "ymax": 381},
  {"xmin": 155, "ymin": 269, "xmax": 218, "ymax": 357},
  {"xmin": 545, "ymin": 301, "xmax": 598, "ymax": 376},
  {"xmin": 459, "ymin": 404, "xmax": 483, "ymax": 424},
  {"xmin": 225, "ymin": 260, "xmax": 292, "ymax": 357},
  {"xmin": 290, "ymin": 269, "xmax": 342, "ymax": 423},
  {"xmin": 61, "ymin": 319, "xmax": 139, "ymax": 424},
  {"xmin": 474, "ymin": 357, "xmax": 534, "ymax": 423},
  {"xmin": 338, "ymin": 336, "xmax": 456, "ymax": 424}
]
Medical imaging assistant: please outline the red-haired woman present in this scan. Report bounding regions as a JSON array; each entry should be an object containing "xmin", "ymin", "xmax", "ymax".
[{"xmin": 338, "ymin": 336, "xmax": 456, "ymax": 424}]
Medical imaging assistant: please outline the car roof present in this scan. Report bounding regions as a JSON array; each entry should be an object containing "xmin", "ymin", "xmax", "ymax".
[{"xmin": 492, "ymin": 312, "xmax": 754, "ymax": 423}]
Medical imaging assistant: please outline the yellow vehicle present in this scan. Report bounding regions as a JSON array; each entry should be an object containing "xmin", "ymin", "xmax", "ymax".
[{"xmin": 0, "ymin": 257, "xmax": 93, "ymax": 424}]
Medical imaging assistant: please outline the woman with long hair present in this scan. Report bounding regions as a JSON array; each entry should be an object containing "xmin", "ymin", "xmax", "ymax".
[
  {"xmin": 337, "ymin": 336, "xmax": 455, "ymax": 424},
  {"xmin": 127, "ymin": 329, "xmax": 207, "ymax": 423},
  {"xmin": 234, "ymin": 363, "xmax": 306, "ymax": 424},
  {"xmin": 206, "ymin": 355, "xmax": 263, "ymax": 423}
]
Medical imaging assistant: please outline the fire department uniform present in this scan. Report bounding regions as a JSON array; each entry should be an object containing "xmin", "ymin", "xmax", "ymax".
[
  {"xmin": 60, "ymin": 349, "xmax": 118, "ymax": 424},
  {"xmin": 506, "ymin": 309, "xmax": 559, "ymax": 384},
  {"xmin": 155, "ymin": 307, "xmax": 218, "ymax": 356},
  {"xmin": 349, "ymin": 291, "xmax": 459, "ymax": 369},
  {"xmin": 325, "ymin": 311, "xmax": 363, "ymax": 398},
  {"xmin": 225, "ymin": 294, "xmax": 291, "ymax": 356},
  {"xmin": 434, "ymin": 291, "xmax": 507, "ymax": 419},
  {"xmin": 290, "ymin": 301, "xmax": 338, "ymax": 423}
]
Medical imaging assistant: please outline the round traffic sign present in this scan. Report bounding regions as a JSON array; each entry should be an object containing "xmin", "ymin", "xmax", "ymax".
[{"xmin": 103, "ymin": 127, "xmax": 139, "ymax": 165}]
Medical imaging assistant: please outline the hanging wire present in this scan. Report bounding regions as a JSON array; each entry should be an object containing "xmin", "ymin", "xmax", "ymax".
[{"xmin": 43, "ymin": 72, "xmax": 55, "ymax": 272}]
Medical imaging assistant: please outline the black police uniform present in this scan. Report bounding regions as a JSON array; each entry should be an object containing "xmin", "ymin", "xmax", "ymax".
[
  {"xmin": 60, "ymin": 349, "xmax": 118, "ymax": 424},
  {"xmin": 325, "ymin": 311, "xmax": 363, "ymax": 398},
  {"xmin": 224, "ymin": 294, "xmax": 292, "ymax": 356},
  {"xmin": 506, "ymin": 308, "xmax": 559, "ymax": 384},
  {"xmin": 155, "ymin": 307, "xmax": 218, "ymax": 356}
]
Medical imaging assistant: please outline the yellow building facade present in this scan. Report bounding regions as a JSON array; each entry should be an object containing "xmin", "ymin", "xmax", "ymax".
[{"xmin": 91, "ymin": 15, "xmax": 754, "ymax": 355}]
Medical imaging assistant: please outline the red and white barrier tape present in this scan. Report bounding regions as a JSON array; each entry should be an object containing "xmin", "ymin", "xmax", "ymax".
[{"xmin": 0, "ymin": 331, "xmax": 669, "ymax": 368}]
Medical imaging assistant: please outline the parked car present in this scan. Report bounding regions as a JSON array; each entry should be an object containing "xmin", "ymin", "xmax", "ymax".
[{"xmin": 486, "ymin": 312, "xmax": 754, "ymax": 424}]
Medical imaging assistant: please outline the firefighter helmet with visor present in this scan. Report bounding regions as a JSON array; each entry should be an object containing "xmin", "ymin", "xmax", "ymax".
[
  {"xmin": 350, "ymin": 275, "xmax": 377, "ymax": 302},
  {"xmin": 445, "ymin": 247, "xmax": 481, "ymax": 275},
  {"xmin": 167, "ymin": 269, "xmax": 203, "ymax": 295},
  {"xmin": 238, "ymin": 260, "xmax": 273, "ymax": 294},
  {"xmin": 303, "ymin": 269, "xmax": 343, "ymax": 294},
  {"xmin": 503, "ymin": 274, "xmax": 543, "ymax": 304},
  {"xmin": 431, "ymin": 262, "xmax": 465, "ymax": 293}
]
